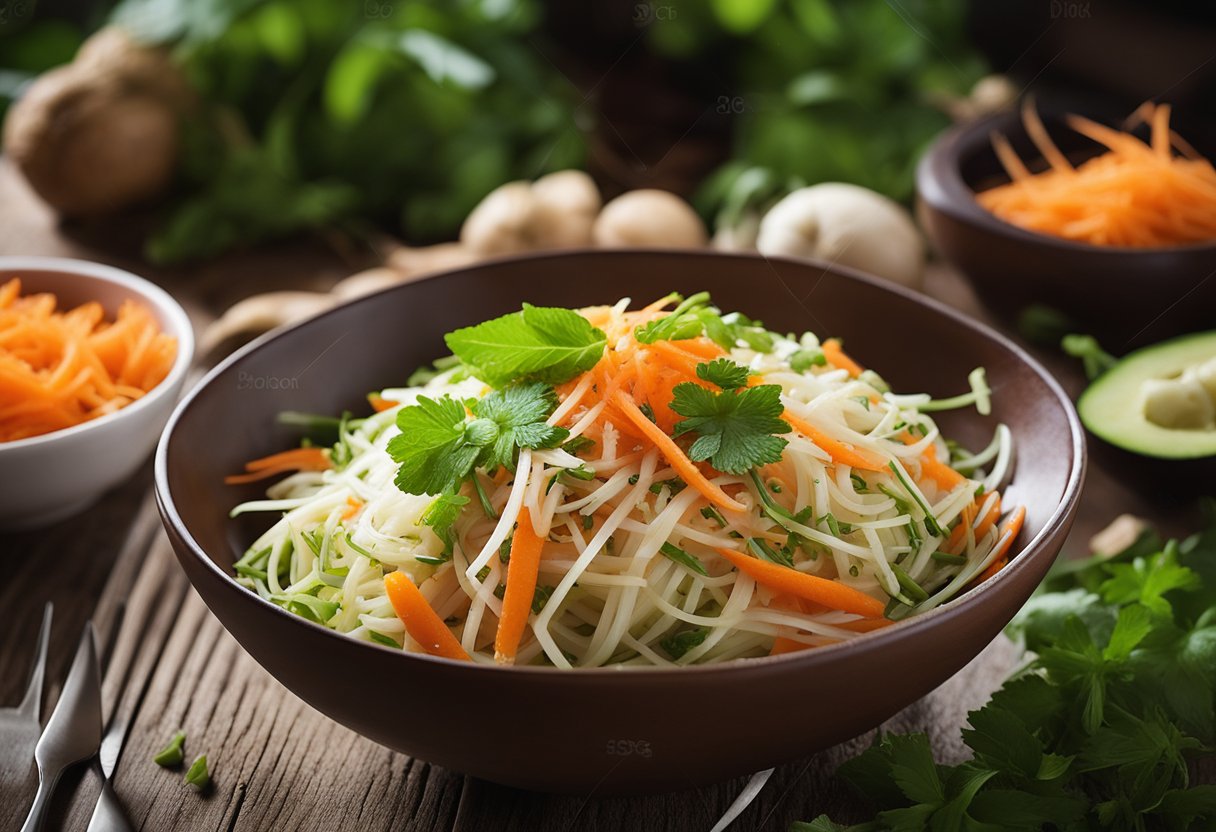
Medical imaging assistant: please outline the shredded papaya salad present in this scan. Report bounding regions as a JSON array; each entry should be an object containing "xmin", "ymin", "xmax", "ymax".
[{"xmin": 227, "ymin": 293, "xmax": 1022, "ymax": 668}]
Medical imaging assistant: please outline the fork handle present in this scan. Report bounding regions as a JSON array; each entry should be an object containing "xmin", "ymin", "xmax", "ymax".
[{"xmin": 19, "ymin": 766, "xmax": 62, "ymax": 832}]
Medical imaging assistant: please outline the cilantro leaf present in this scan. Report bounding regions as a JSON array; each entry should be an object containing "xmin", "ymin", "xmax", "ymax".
[
  {"xmin": 696, "ymin": 358, "xmax": 751, "ymax": 391},
  {"xmin": 1098, "ymin": 543, "xmax": 1200, "ymax": 617},
  {"xmin": 444, "ymin": 303, "xmax": 606, "ymax": 388},
  {"xmin": 388, "ymin": 384, "xmax": 568, "ymax": 495},
  {"xmin": 808, "ymin": 512, "xmax": 1216, "ymax": 832},
  {"xmin": 660, "ymin": 626, "xmax": 709, "ymax": 659},
  {"xmin": 472, "ymin": 383, "xmax": 569, "ymax": 472},
  {"xmin": 670, "ymin": 382, "xmax": 789, "ymax": 474},
  {"xmin": 387, "ymin": 396, "xmax": 480, "ymax": 495}
]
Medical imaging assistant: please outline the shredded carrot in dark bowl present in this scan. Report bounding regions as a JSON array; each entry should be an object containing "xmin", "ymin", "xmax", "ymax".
[{"xmin": 917, "ymin": 101, "xmax": 1216, "ymax": 347}]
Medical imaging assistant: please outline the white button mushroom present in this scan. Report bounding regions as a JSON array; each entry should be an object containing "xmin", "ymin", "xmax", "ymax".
[
  {"xmin": 459, "ymin": 170, "xmax": 602, "ymax": 255},
  {"xmin": 755, "ymin": 183, "xmax": 925, "ymax": 289},
  {"xmin": 593, "ymin": 189, "xmax": 708, "ymax": 248}
]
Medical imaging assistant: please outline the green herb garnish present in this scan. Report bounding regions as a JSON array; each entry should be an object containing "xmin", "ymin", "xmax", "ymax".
[
  {"xmin": 748, "ymin": 537, "xmax": 793, "ymax": 567},
  {"xmin": 696, "ymin": 358, "xmax": 751, "ymax": 390},
  {"xmin": 799, "ymin": 511, "xmax": 1216, "ymax": 832},
  {"xmin": 183, "ymin": 755, "xmax": 210, "ymax": 791},
  {"xmin": 1062, "ymin": 333, "xmax": 1118, "ymax": 381},
  {"xmin": 368, "ymin": 631, "xmax": 400, "ymax": 648},
  {"xmin": 660, "ymin": 542, "xmax": 710, "ymax": 576},
  {"xmin": 671, "ymin": 373, "xmax": 790, "ymax": 475},
  {"xmin": 444, "ymin": 304, "xmax": 607, "ymax": 388},
  {"xmin": 388, "ymin": 383, "xmax": 568, "ymax": 496},
  {"xmin": 153, "ymin": 731, "xmax": 186, "ymax": 767},
  {"xmin": 531, "ymin": 585, "xmax": 555, "ymax": 614},
  {"xmin": 561, "ymin": 435, "xmax": 596, "ymax": 456},
  {"xmin": 420, "ymin": 492, "xmax": 469, "ymax": 558},
  {"xmin": 790, "ymin": 349, "xmax": 827, "ymax": 372},
  {"xmin": 887, "ymin": 461, "xmax": 943, "ymax": 536},
  {"xmin": 660, "ymin": 626, "xmax": 710, "ymax": 660}
]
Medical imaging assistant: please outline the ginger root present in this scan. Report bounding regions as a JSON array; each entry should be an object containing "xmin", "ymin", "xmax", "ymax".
[{"xmin": 3, "ymin": 27, "xmax": 191, "ymax": 217}]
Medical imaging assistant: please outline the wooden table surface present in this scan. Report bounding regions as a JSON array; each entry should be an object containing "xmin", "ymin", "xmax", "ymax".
[{"xmin": 0, "ymin": 159, "xmax": 1204, "ymax": 832}]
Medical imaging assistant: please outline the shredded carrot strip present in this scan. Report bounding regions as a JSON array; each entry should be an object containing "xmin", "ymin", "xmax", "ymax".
[
  {"xmin": 980, "ymin": 102, "xmax": 1216, "ymax": 247},
  {"xmin": 977, "ymin": 506, "xmax": 1026, "ymax": 584},
  {"xmin": 494, "ymin": 507, "xmax": 545, "ymax": 664},
  {"xmin": 782, "ymin": 410, "xmax": 884, "ymax": 472},
  {"xmin": 820, "ymin": 338, "xmax": 863, "ymax": 377},
  {"xmin": 714, "ymin": 546, "xmax": 885, "ymax": 617},
  {"xmin": 973, "ymin": 494, "xmax": 1003, "ymax": 542},
  {"xmin": 0, "ymin": 278, "xmax": 177, "ymax": 442},
  {"xmin": 613, "ymin": 391, "xmax": 745, "ymax": 512},
  {"xmin": 945, "ymin": 500, "xmax": 979, "ymax": 554},
  {"xmin": 918, "ymin": 443, "xmax": 966, "ymax": 491},
  {"xmin": 341, "ymin": 496, "xmax": 363, "ymax": 521},
  {"xmin": 368, "ymin": 393, "xmax": 398, "ymax": 412},
  {"xmin": 384, "ymin": 572, "xmax": 470, "ymax": 660},
  {"xmin": 225, "ymin": 446, "xmax": 331, "ymax": 484}
]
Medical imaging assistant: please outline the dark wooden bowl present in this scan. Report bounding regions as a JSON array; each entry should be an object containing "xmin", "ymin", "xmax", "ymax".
[
  {"xmin": 154, "ymin": 250, "xmax": 1085, "ymax": 795},
  {"xmin": 917, "ymin": 110, "xmax": 1216, "ymax": 351}
]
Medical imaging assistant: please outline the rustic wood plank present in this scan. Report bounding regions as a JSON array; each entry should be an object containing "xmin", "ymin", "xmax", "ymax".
[{"xmin": 0, "ymin": 467, "xmax": 152, "ymax": 831}]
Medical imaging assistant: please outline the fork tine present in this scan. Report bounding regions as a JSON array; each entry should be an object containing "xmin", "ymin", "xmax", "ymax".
[{"xmin": 16, "ymin": 603, "xmax": 53, "ymax": 722}]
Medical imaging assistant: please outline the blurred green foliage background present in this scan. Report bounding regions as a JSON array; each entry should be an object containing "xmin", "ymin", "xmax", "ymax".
[{"xmin": 0, "ymin": 0, "xmax": 984, "ymax": 262}]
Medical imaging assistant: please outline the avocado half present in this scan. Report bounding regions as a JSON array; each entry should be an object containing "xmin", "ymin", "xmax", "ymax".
[{"xmin": 1078, "ymin": 330, "xmax": 1216, "ymax": 460}]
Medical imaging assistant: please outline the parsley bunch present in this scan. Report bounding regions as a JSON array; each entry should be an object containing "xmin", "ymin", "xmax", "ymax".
[{"xmin": 798, "ymin": 512, "xmax": 1216, "ymax": 832}]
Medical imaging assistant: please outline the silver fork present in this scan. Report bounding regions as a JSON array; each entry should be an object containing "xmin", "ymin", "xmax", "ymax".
[{"xmin": 0, "ymin": 605, "xmax": 53, "ymax": 787}]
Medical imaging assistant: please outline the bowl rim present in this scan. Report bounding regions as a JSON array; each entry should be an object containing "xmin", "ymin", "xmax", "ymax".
[
  {"xmin": 154, "ymin": 248, "xmax": 1086, "ymax": 680},
  {"xmin": 917, "ymin": 110, "xmax": 1216, "ymax": 256},
  {"xmin": 0, "ymin": 256, "xmax": 195, "ymax": 452}
]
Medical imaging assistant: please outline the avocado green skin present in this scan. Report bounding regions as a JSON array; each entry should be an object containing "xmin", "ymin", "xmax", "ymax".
[{"xmin": 1077, "ymin": 331, "xmax": 1216, "ymax": 461}]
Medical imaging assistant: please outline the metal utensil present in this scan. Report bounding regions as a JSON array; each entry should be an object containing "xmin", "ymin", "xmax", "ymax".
[
  {"xmin": 20, "ymin": 622, "xmax": 102, "ymax": 832},
  {"xmin": 85, "ymin": 747, "xmax": 133, "ymax": 832},
  {"xmin": 86, "ymin": 606, "xmax": 134, "ymax": 832},
  {"xmin": 0, "ymin": 605, "xmax": 53, "ymax": 786},
  {"xmin": 708, "ymin": 767, "xmax": 775, "ymax": 832}
]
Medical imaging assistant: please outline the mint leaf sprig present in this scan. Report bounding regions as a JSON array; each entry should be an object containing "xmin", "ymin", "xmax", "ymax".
[{"xmin": 444, "ymin": 303, "xmax": 606, "ymax": 388}]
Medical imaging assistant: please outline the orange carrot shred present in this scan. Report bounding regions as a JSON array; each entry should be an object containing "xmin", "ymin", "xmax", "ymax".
[
  {"xmin": 979, "ymin": 103, "xmax": 1216, "ymax": 247},
  {"xmin": 977, "ymin": 505, "xmax": 1026, "ymax": 584},
  {"xmin": 613, "ymin": 392, "xmax": 746, "ymax": 513},
  {"xmin": 782, "ymin": 409, "xmax": 885, "ymax": 472},
  {"xmin": 494, "ymin": 507, "xmax": 546, "ymax": 664},
  {"xmin": 714, "ymin": 546, "xmax": 885, "ymax": 617},
  {"xmin": 0, "ymin": 278, "xmax": 177, "ymax": 442},
  {"xmin": 384, "ymin": 572, "xmax": 470, "ymax": 660},
  {"xmin": 821, "ymin": 338, "xmax": 864, "ymax": 377},
  {"xmin": 225, "ymin": 446, "xmax": 331, "ymax": 484}
]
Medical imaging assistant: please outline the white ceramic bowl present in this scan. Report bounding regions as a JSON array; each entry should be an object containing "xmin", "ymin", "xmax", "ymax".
[{"xmin": 0, "ymin": 257, "xmax": 194, "ymax": 529}]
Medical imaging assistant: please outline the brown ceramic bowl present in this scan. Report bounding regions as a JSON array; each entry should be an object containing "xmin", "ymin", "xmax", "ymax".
[
  {"xmin": 155, "ymin": 250, "xmax": 1085, "ymax": 795},
  {"xmin": 917, "ymin": 109, "xmax": 1216, "ymax": 351}
]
